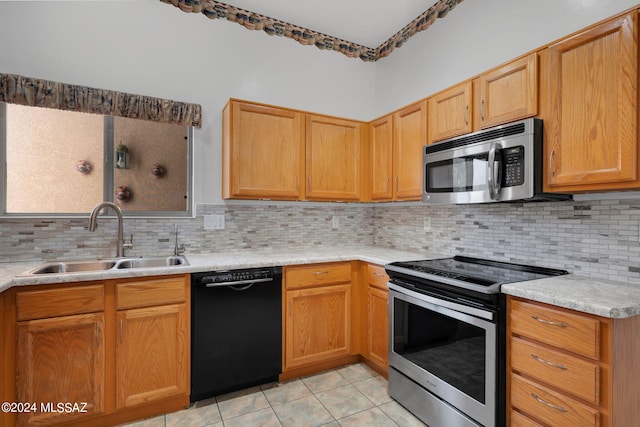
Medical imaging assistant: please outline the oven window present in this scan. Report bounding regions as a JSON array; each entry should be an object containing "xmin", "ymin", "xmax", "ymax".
[
  {"xmin": 425, "ymin": 155, "xmax": 489, "ymax": 193},
  {"xmin": 393, "ymin": 298, "xmax": 486, "ymax": 403}
]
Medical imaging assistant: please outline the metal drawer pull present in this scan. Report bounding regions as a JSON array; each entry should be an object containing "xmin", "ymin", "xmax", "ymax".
[
  {"xmin": 531, "ymin": 354, "xmax": 567, "ymax": 370},
  {"xmin": 120, "ymin": 320, "xmax": 123, "ymax": 344},
  {"xmin": 531, "ymin": 315, "xmax": 568, "ymax": 327},
  {"xmin": 313, "ymin": 271, "xmax": 329, "ymax": 275},
  {"xmin": 531, "ymin": 393, "xmax": 568, "ymax": 413},
  {"xmin": 373, "ymin": 272, "xmax": 386, "ymax": 277}
]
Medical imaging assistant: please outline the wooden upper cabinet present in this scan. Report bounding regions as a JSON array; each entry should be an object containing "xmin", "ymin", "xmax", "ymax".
[
  {"xmin": 370, "ymin": 115, "xmax": 394, "ymax": 200},
  {"xmin": 306, "ymin": 115, "xmax": 363, "ymax": 201},
  {"xmin": 543, "ymin": 11, "xmax": 639, "ymax": 192},
  {"xmin": 223, "ymin": 100, "xmax": 304, "ymax": 200},
  {"xmin": 369, "ymin": 101, "xmax": 426, "ymax": 202},
  {"xmin": 476, "ymin": 53, "xmax": 538, "ymax": 129},
  {"xmin": 428, "ymin": 81, "xmax": 472, "ymax": 143},
  {"xmin": 393, "ymin": 101, "xmax": 427, "ymax": 200}
]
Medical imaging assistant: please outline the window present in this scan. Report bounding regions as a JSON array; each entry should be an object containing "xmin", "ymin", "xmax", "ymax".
[{"xmin": 0, "ymin": 102, "xmax": 193, "ymax": 217}]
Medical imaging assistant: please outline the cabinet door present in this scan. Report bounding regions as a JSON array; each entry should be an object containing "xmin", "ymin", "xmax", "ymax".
[
  {"xmin": 285, "ymin": 284, "xmax": 351, "ymax": 369},
  {"xmin": 477, "ymin": 53, "xmax": 538, "ymax": 129},
  {"xmin": 306, "ymin": 115, "xmax": 362, "ymax": 200},
  {"xmin": 428, "ymin": 81, "xmax": 472, "ymax": 143},
  {"xmin": 370, "ymin": 115, "xmax": 394, "ymax": 201},
  {"xmin": 544, "ymin": 12, "xmax": 638, "ymax": 192},
  {"xmin": 367, "ymin": 285, "xmax": 389, "ymax": 370},
  {"xmin": 223, "ymin": 101, "xmax": 304, "ymax": 200},
  {"xmin": 17, "ymin": 313, "xmax": 105, "ymax": 426},
  {"xmin": 393, "ymin": 101, "xmax": 427, "ymax": 200},
  {"xmin": 116, "ymin": 304, "xmax": 188, "ymax": 409}
]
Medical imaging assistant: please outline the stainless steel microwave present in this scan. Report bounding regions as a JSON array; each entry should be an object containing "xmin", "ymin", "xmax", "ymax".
[{"xmin": 423, "ymin": 118, "xmax": 571, "ymax": 204}]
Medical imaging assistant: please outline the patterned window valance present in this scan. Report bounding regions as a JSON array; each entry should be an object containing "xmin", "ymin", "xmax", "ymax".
[{"xmin": 0, "ymin": 73, "xmax": 201, "ymax": 128}]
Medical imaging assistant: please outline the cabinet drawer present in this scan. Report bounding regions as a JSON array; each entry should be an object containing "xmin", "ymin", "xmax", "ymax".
[
  {"xmin": 285, "ymin": 262, "xmax": 351, "ymax": 289},
  {"xmin": 511, "ymin": 374, "xmax": 600, "ymax": 427},
  {"xmin": 510, "ymin": 409, "xmax": 545, "ymax": 427},
  {"xmin": 17, "ymin": 284, "xmax": 105, "ymax": 321},
  {"xmin": 367, "ymin": 264, "xmax": 389, "ymax": 289},
  {"xmin": 511, "ymin": 337, "xmax": 600, "ymax": 404},
  {"xmin": 116, "ymin": 276, "xmax": 187, "ymax": 310},
  {"xmin": 510, "ymin": 299, "xmax": 600, "ymax": 359}
]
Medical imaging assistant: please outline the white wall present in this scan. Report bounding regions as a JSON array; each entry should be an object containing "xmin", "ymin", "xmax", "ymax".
[
  {"xmin": 0, "ymin": 1, "xmax": 375, "ymax": 205},
  {"xmin": 3, "ymin": 1, "xmax": 639, "ymax": 206},
  {"xmin": 374, "ymin": 0, "xmax": 640, "ymax": 116}
]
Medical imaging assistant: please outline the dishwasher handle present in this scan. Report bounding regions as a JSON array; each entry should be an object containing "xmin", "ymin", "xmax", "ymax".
[{"xmin": 202, "ymin": 277, "xmax": 274, "ymax": 288}]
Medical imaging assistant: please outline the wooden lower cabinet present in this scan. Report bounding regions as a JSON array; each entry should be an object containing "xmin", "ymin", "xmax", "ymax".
[
  {"xmin": 116, "ymin": 304, "xmax": 188, "ymax": 409},
  {"xmin": 8, "ymin": 275, "xmax": 190, "ymax": 427},
  {"xmin": 285, "ymin": 284, "xmax": 351, "ymax": 369},
  {"xmin": 282, "ymin": 261, "xmax": 391, "ymax": 379},
  {"xmin": 283, "ymin": 262, "xmax": 355, "ymax": 374},
  {"xmin": 363, "ymin": 264, "xmax": 389, "ymax": 375},
  {"xmin": 16, "ymin": 313, "xmax": 105, "ymax": 426},
  {"xmin": 508, "ymin": 296, "xmax": 640, "ymax": 427}
]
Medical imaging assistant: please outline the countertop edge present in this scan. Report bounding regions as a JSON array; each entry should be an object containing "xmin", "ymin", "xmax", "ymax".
[
  {"xmin": 3, "ymin": 249, "xmax": 640, "ymax": 319},
  {"xmin": 0, "ymin": 247, "xmax": 433, "ymax": 293},
  {"xmin": 501, "ymin": 274, "xmax": 640, "ymax": 319}
]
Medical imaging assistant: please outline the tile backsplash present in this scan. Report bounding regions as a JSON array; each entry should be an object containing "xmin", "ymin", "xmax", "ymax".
[
  {"xmin": 373, "ymin": 198, "xmax": 640, "ymax": 284},
  {"xmin": 2, "ymin": 199, "xmax": 640, "ymax": 284},
  {"xmin": 0, "ymin": 204, "xmax": 374, "ymax": 263}
]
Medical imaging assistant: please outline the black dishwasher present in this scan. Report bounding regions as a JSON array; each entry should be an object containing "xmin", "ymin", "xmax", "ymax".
[{"xmin": 190, "ymin": 266, "xmax": 282, "ymax": 402}]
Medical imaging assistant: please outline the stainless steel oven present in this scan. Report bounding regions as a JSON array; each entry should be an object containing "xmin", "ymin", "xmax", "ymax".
[{"xmin": 385, "ymin": 256, "xmax": 568, "ymax": 427}]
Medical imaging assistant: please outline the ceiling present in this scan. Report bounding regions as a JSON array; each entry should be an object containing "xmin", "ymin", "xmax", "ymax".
[{"xmin": 220, "ymin": 0, "xmax": 439, "ymax": 48}]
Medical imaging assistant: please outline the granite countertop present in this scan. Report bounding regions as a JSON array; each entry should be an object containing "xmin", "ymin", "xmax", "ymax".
[
  {"xmin": 3, "ymin": 247, "xmax": 640, "ymax": 319},
  {"xmin": 501, "ymin": 274, "xmax": 640, "ymax": 319},
  {"xmin": 0, "ymin": 246, "xmax": 437, "ymax": 293}
]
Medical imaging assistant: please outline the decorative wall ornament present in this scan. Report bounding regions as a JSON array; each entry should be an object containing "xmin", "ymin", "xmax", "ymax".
[
  {"xmin": 160, "ymin": 0, "xmax": 464, "ymax": 62},
  {"xmin": 115, "ymin": 143, "xmax": 130, "ymax": 169},
  {"xmin": 151, "ymin": 163, "xmax": 166, "ymax": 178},
  {"xmin": 116, "ymin": 186, "xmax": 131, "ymax": 203},
  {"xmin": 0, "ymin": 73, "xmax": 202, "ymax": 127},
  {"xmin": 75, "ymin": 160, "xmax": 92, "ymax": 175}
]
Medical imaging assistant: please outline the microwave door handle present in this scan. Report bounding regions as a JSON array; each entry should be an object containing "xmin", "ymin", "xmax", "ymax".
[{"xmin": 487, "ymin": 143, "xmax": 502, "ymax": 200}]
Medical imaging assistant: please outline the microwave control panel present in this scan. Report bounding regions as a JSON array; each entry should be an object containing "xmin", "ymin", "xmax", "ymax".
[{"xmin": 503, "ymin": 146, "xmax": 524, "ymax": 187}]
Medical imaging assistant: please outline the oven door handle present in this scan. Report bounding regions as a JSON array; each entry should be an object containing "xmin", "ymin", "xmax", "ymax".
[
  {"xmin": 487, "ymin": 142, "xmax": 502, "ymax": 200},
  {"xmin": 388, "ymin": 282, "xmax": 494, "ymax": 322}
]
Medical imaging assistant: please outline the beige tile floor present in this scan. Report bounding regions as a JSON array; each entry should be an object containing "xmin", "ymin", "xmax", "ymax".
[{"xmin": 122, "ymin": 363, "xmax": 426, "ymax": 427}]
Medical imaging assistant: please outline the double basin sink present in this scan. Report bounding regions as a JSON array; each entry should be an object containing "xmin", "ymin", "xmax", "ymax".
[{"xmin": 24, "ymin": 255, "xmax": 189, "ymax": 275}]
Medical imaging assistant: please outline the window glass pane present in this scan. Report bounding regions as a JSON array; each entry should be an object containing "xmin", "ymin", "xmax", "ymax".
[
  {"xmin": 2, "ymin": 103, "xmax": 193, "ymax": 217},
  {"xmin": 113, "ymin": 117, "xmax": 189, "ymax": 212},
  {"xmin": 5, "ymin": 103, "xmax": 104, "ymax": 213}
]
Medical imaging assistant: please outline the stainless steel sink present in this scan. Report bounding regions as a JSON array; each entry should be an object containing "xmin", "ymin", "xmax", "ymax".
[
  {"xmin": 115, "ymin": 256, "xmax": 189, "ymax": 269},
  {"xmin": 26, "ymin": 260, "xmax": 117, "ymax": 275},
  {"xmin": 24, "ymin": 256, "xmax": 189, "ymax": 275}
]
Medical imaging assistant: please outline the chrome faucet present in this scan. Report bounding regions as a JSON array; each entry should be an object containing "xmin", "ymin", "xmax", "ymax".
[
  {"xmin": 174, "ymin": 223, "xmax": 185, "ymax": 256},
  {"xmin": 88, "ymin": 202, "xmax": 132, "ymax": 258}
]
